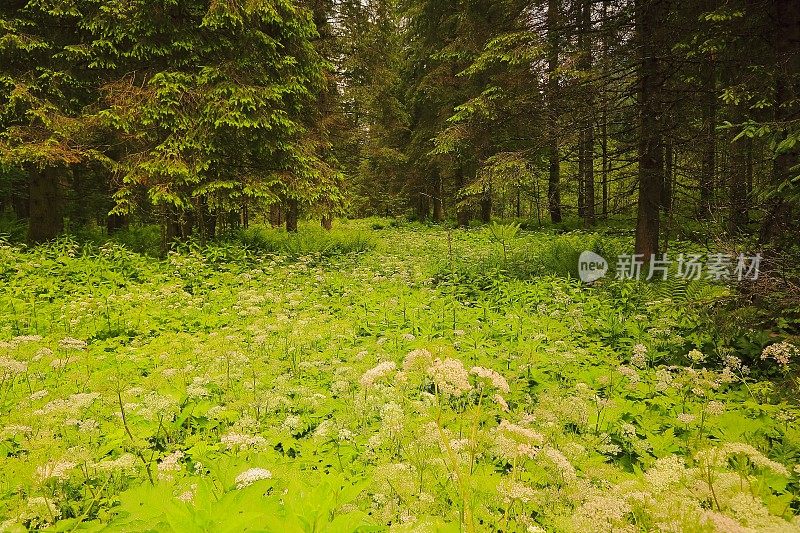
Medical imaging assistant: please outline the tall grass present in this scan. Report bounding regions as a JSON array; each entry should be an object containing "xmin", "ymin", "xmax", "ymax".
[{"xmin": 236, "ymin": 225, "xmax": 376, "ymax": 257}]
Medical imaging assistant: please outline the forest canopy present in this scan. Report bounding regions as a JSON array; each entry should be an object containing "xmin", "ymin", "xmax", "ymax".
[{"xmin": 1, "ymin": 0, "xmax": 798, "ymax": 250}]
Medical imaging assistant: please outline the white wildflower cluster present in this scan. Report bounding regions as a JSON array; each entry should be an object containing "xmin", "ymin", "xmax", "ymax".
[
  {"xmin": 427, "ymin": 358, "xmax": 472, "ymax": 397},
  {"xmin": 0, "ymin": 353, "xmax": 28, "ymax": 376},
  {"xmin": 11, "ymin": 334, "xmax": 43, "ymax": 345},
  {"xmin": 58, "ymin": 337, "xmax": 87, "ymax": 350},
  {"xmin": 94, "ymin": 453, "xmax": 137, "ymax": 474},
  {"xmin": 644, "ymin": 455, "xmax": 686, "ymax": 492},
  {"xmin": 687, "ymin": 348, "xmax": 705, "ymax": 364},
  {"xmin": 186, "ymin": 377, "xmax": 211, "ymax": 399},
  {"xmin": 379, "ymin": 402, "xmax": 404, "ymax": 438},
  {"xmin": 157, "ymin": 451, "xmax": 184, "ymax": 480},
  {"xmin": 695, "ymin": 442, "xmax": 789, "ymax": 477},
  {"xmin": 617, "ymin": 365, "xmax": 639, "ymax": 384},
  {"xmin": 542, "ymin": 447, "xmax": 576, "ymax": 481},
  {"xmin": 36, "ymin": 392, "xmax": 101, "ymax": 416},
  {"xmin": 35, "ymin": 460, "xmax": 76, "ymax": 482},
  {"xmin": 760, "ymin": 341, "xmax": 797, "ymax": 367},
  {"xmin": 631, "ymin": 344, "xmax": 648, "ymax": 368},
  {"xmin": 655, "ymin": 368, "xmax": 673, "ymax": 392},
  {"xmin": 497, "ymin": 478, "xmax": 536, "ymax": 504},
  {"xmin": 402, "ymin": 348, "xmax": 433, "ymax": 374},
  {"xmin": 221, "ymin": 432, "xmax": 267, "ymax": 450},
  {"xmin": 374, "ymin": 462, "xmax": 418, "ymax": 499},
  {"xmin": 234, "ymin": 467, "xmax": 272, "ymax": 489},
  {"xmin": 360, "ymin": 361, "xmax": 397, "ymax": 388},
  {"xmin": 1, "ymin": 425, "xmax": 32, "ymax": 439},
  {"xmin": 705, "ymin": 400, "xmax": 725, "ymax": 416},
  {"xmin": 176, "ymin": 484, "xmax": 197, "ymax": 503},
  {"xmin": 492, "ymin": 420, "xmax": 544, "ymax": 461},
  {"xmin": 470, "ymin": 366, "xmax": 510, "ymax": 394}
]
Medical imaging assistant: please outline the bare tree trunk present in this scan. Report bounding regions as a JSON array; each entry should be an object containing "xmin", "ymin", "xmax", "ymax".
[
  {"xmin": 699, "ymin": 53, "xmax": 716, "ymax": 218},
  {"xmin": 27, "ymin": 166, "xmax": 63, "ymax": 244},
  {"xmin": 759, "ymin": 0, "xmax": 799, "ymax": 242},
  {"xmin": 634, "ymin": 0, "xmax": 666, "ymax": 260},
  {"xmin": 480, "ymin": 188, "xmax": 492, "ymax": 223},
  {"xmin": 581, "ymin": 0, "xmax": 595, "ymax": 226},
  {"xmin": 728, "ymin": 126, "xmax": 749, "ymax": 234},
  {"xmin": 546, "ymin": 0, "xmax": 562, "ymax": 223},
  {"xmin": 601, "ymin": 0, "xmax": 609, "ymax": 220},
  {"xmin": 285, "ymin": 199, "xmax": 299, "ymax": 233},
  {"xmin": 269, "ymin": 204, "xmax": 283, "ymax": 228},
  {"xmin": 321, "ymin": 215, "xmax": 333, "ymax": 230}
]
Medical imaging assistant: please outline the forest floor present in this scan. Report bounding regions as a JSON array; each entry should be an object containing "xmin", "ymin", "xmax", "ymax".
[{"xmin": 0, "ymin": 220, "xmax": 798, "ymax": 532}]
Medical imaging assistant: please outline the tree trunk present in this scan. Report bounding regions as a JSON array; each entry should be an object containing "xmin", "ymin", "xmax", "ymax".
[
  {"xmin": 601, "ymin": 0, "xmax": 609, "ymax": 220},
  {"xmin": 241, "ymin": 201, "xmax": 249, "ymax": 229},
  {"xmin": 759, "ymin": 0, "xmax": 799, "ymax": 242},
  {"xmin": 27, "ymin": 166, "xmax": 63, "ymax": 244},
  {"xmin": 699, "ymin": 53, "xmax": 716, "ymax": 218},
  {"xmin": 416, "ymin": 191, "xmax": 429, "ymax": 221},
  {"xmin": 432, "ymin": 172, "xmax": 444, "ymax": 222},
  {"xmin": 634, "ymin": 0, "xmax": 666, "ymax": 260},
  {"xmin": 580, "ymin": 0, "xmax": 595, "ymax": 226},
  {"xmin": 269, "ymin": 204, "xmax": 283, "ymax": 228},
  {"xmin": 321, "ymin": 215, "xmax": 333, "ymax": 230},
  {"xmin": 480, "ymin": 186, "xmax": 492, "ymax": 223},
  {"xmin": 728, "ymin": 124, "xmax": 749, "ymax": 234},
  {"xmin": 578, "ymin": 130, "xmax": 586, "ymax": 219},
  {"xmin": 285, "ymin": 199, "xmax": 299, "ymax": 232},
  {"xmin": 546, "ymin": 0, "xmax": 562, "ymax": 223}
]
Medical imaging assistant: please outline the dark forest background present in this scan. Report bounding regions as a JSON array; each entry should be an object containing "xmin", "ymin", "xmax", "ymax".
[{"xmin": 1, "ymin": 0, "xmax": 798, "ymax": 257}]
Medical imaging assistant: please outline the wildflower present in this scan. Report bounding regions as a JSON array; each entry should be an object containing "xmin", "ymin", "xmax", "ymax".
[
  {"xmin": 338, "ymin": 428, "xmax": 354, "ymax": 441},
  {"xmin": 402, "ymin": 333, "xmax": 416, "ymax": 341},
  {"xmin": 497, "ymin": 478, "xmax": 536, "ymax": 504},
  {"xmin": 36, "ymin": 460, "xmax": 76, "ymax": 482},
  {"xmin": 29, "ymin": 389, "xmax": 48, "ymax": 401},
  {"xmin": 695, "ymin": 443, "xmax": 789, "ymax": 476},
  {"xmin": 186, "ymin": 377, "xmax": 210, "ymax": 399},
  {"xmin": 359, "ymin": 361, "xmax": 396, "ymax": 388},
  {"xmin": 688, "ymin": 348, "xmax": 705, "ymax": 363},
  {"xmin": 282, "ymin": 415, "xmax": 302, "ymax": 433},
  {"xmin": 157, "ymin": 451, "xmax": 184, "ymax": 479},
  {"xmin": 470, "ymin": 366, "xmax": 511, "ymax": 393},
  {"xmin": 59, "ymin": 337, "xmax": 87, "ymax": 350},
  {"xmin": 34, "ymin": 347, "xmax": 53, "ymax": 360},
  {"xmin": 645, "ymin": 455, "xmax": 686, "ymax": 492},
  {"xmin": 631, "ymin": 344, "xmax": 648, "ymax": 368},
  {"xmin": 761, "ymin": 341, "xmax": 797, "ymax": 367},
  {"xmin": 494, "ymin": 394, "xmax": 509, "ymax": 412},
  {"xmin": 235, "ymin": 468, "xmax": 272, "ymax": 489},
  {"xmin": 620, "ymin": 423, "xmax": 636, "ymax": 439},
  {"xmin": 677, "ymin": 413, "xmax": 696, "ymax": 424},
  {"xmin": 493, "ymin": 420, "xmax": 543, "ymax": 460},
  {"xmin": 428, "ymin": 358, "xmax": 472, "ymax": 397},
  {"xmin": 94, "ymin": 454, "xmax": 137, "ymax": 474},
  {"xmin": 380, "ymin": 402, "xmax": 404, "ymax": 437},
  {"xmin": 705, "ymin": 400, "xmax": 725, "ymax": 416},
  {"xmin": 177, "ymin": 486, "xmax": 196, "ymax": 503},
  {"xmin": 542, "ymin": 447, "xmax": 576, "ymax": 481},
  {"xmin": 723, "ymin": 355, "xmax": 743, "ymax": 370},
  {"xmin": 617, "ymin": 365, "xmax": 639, "ymax": 384},
  {"xmin": 0, "ymin": 357, "xmax": 27, "ymax": 376},
  {"xmin": 221, "ymin": 432, "xmax": 266, "ymax": 450},
  {"xmin": 402, "ymin": 348, "xmax": 433, "ymax": 373}
]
